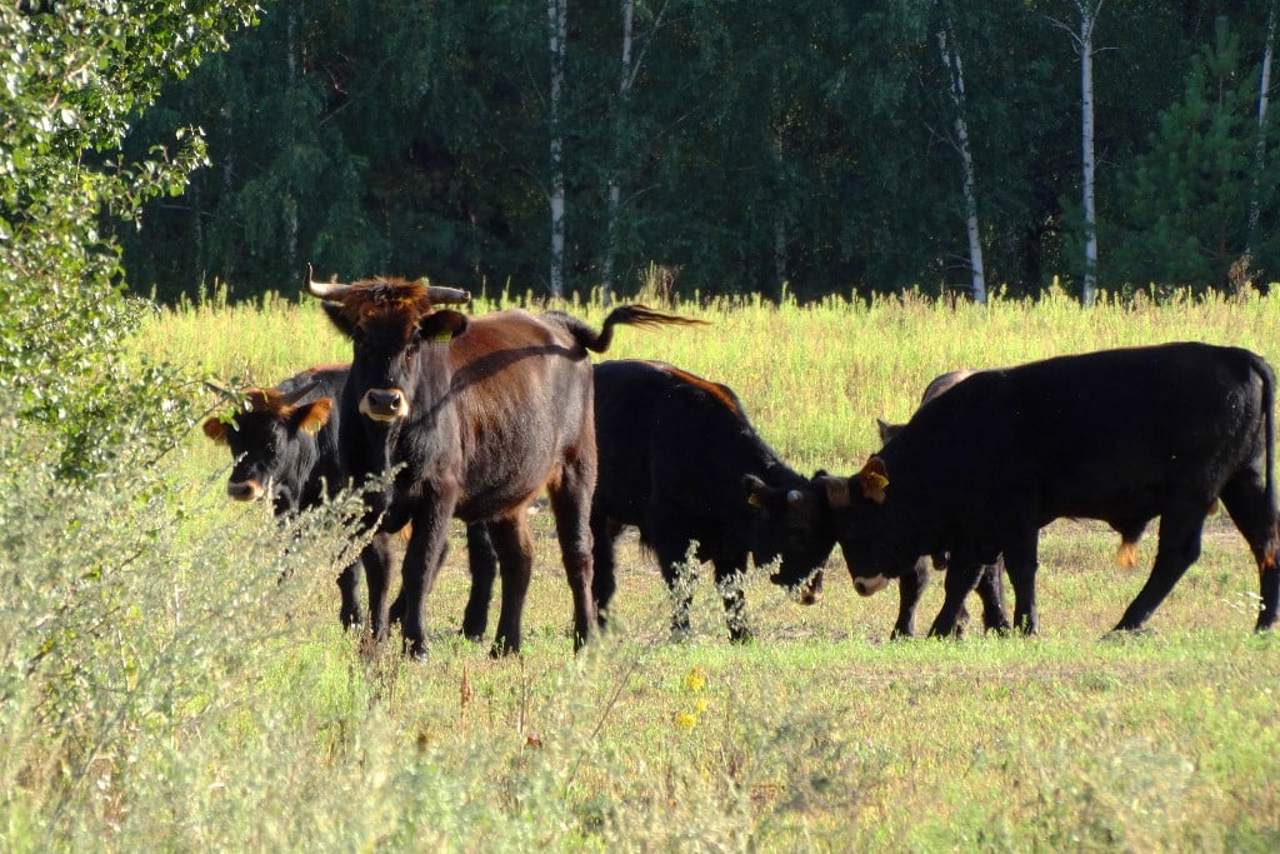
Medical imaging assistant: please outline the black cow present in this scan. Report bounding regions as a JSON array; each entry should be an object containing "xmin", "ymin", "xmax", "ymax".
[
  {"xmin": 589, "ymin": 360, "xmax": 835, "ymax": 641},
  {"xmin": 822, "ymin": 343, "xmax": 1278, "ymax": 636},
  {"xmin": 873, "ymin": 369, "xmax": 1009, "ymax": 638},
  {"xmin": 202, "ymin": 365, "xmax": 498, "ymax": 637}
]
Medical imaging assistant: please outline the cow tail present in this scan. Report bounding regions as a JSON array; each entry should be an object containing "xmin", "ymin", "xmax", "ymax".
[{"xmin": 564, "ymin": 305, "xmax": 706, "ymax": 354}]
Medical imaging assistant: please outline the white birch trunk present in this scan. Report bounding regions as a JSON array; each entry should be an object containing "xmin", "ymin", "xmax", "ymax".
[
  {"xmin": 772, "ymin": 120, "xmax": 787, "ymax": 298},
  {"xmin": 284, "ymin": 0, "xmax": 299, "ymax": 278},
  {"xmin": 602, "ymin": 0, "xmax": 634, "ymax": 305},
  {"xmin": 1249, "ymin": 0, "xmax": 1276, "ymax": 251},
  {"xmin": 547, "ymin": 0, "xmax": 568, "ymax": 299},
  {"xmin": 1079, "ymin": 1, "xmax": 1100, "ymax": 306},
  {"xmin": 936, "ymin": 21, "xmax": 987, "ymax": 304}
]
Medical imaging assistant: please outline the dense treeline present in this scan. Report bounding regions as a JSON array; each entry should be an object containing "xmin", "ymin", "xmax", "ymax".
[{"xmin": 121, "ymin": 0, "xmax": 1280, "ymax": 303}]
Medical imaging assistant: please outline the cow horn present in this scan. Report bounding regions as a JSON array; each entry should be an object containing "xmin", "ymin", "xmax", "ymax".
[
  {"xmin": 277, "ymin": 378, "xmax": 321, "ymax": 406},
  {"xmin": 305, "ymin": 263, "xmax": 351, "ymax": 299},
  {"xmin": 204, "ymin": 380, "xmax": 234, "ymax": 398},
  {"xmin": 422, "ymin": 282, "xmax": 471, "ymax": 304}
]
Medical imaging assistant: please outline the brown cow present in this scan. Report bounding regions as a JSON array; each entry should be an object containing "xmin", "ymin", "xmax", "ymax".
[{"xmin": 306, "ymin": 271, "xmax": 700, "ymax": 659}]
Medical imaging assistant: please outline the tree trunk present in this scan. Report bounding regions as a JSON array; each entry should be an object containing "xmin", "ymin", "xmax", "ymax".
[
  {"xmin": 284, "ymin": 0, "xmax": 299, "ymax": 280},
  {"xmin": 1248, "ymin": 0, "xmax": 1276, "ymax": 252},
  {"xmin": 602, "ymin": 0, "xmax": 634, "ymax": 306},
  {"xmin": 1079, "ymin": 1, "xmax": 1100, "ymax": 306},
  {"xmin": 547, "ymin": 0, "xmax": 568, "ymax": 299},
  {"xmin": 936, "ymin": 19, "xmax": 987, "ymax": 304}
]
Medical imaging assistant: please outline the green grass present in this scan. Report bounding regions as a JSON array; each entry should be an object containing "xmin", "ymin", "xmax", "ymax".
[{"xmin": 20, "ymin": 287, "xmax": 1279, "ymax": 850}]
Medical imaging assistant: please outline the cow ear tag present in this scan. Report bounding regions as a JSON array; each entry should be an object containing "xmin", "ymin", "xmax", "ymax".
[{"xmin": 856, "ymin": 457, "xmax": 889, "ymax": 504}]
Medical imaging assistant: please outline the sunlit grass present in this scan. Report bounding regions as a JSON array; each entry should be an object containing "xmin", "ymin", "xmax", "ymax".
[{"xmin": 73, "ymin": 283, "xmax": 1280, "ymax": 850}]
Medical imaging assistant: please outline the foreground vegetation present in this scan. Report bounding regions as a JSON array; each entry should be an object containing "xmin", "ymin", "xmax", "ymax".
[{"xmin": 9, "ymin": 289, "xmax": 1273, "ymax": 850}]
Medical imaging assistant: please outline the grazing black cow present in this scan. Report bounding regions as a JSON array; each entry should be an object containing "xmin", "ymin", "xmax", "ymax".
[
  {"xmin": 822, "ymin": 343, "xmax": 1278, "ymax": 636},
  {"xmin": 873, "ymin": 369, "xmax": 1009, "ymax": 638},
  {"xmin": 589, "ymin": 360, "xmax": 835, "ymax": 641},
  {"xmin": 307, "ymin": 272, "xmax": 699, "ymax": 658},
  {"xmin": 202, "ymin": 366, "xmax": 498, "ymax": 637}
]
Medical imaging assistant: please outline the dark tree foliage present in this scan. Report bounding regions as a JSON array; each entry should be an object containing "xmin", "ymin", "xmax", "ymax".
[{"xmin": 121, "ymin": 0, "xmax": 1280, "ymax": 302}]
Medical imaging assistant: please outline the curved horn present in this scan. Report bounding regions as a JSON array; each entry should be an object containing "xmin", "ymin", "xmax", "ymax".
[
  {"xmin": 204, "ymin": 380, "xmax": 234, "ymax": 398},
  {"xmin": 424, "ymin": 284, "xmax": 472, "ymax": 304},
  {"xmin": 277, "ymin": 378, "xmax": 321, "ymax": 406},
  {"xmin": 306, "ymin": 263, "xmax": 352, "ymax": 299}
]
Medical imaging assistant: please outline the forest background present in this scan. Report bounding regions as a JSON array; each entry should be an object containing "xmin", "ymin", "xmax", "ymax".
[{"xmin": 120, "ymin": 0, "xmax": 1280, "ymax": 306}]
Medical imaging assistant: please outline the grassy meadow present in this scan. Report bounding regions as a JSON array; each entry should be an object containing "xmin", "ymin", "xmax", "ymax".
[{"xmin": 19, "ymin": 286, "xmax": 1280, "ymax": 850}]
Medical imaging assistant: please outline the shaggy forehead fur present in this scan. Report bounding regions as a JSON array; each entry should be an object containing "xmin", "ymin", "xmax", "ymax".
[
  {"xmin": 244, "ymin": 387, "xmax": 296, "ymax": 418},
  {"xmin": 324, "ymin": 277, "xmax": 441, "ymax": 329}
]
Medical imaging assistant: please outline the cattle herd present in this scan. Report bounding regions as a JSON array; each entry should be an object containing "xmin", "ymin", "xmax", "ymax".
[{"xmin": 203, "ymin": 272, "xmax": 1280, "ymax": 658}]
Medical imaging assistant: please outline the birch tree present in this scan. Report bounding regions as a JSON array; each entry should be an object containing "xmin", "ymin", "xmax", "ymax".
[
  {"xmin": 1249, "ymin": 0, "xmax": 1277, "ymax": 252},
  {"xmin": 602, "ymin": 0, "xmax": 668, "ymax": 304},
  {"xmin": 284, "ymin": 0, "xmax": 300, "ymax": 279},
  {"xmin": 935, "ymin": 11, "xmax": 987, "ymax": 304},
  {"xmin": 1050, "ymin": 0, "xmax": 1104, "ymax": 306},
  {"xmin": 548, "ymin": 0, "xmax": 568, "ymax": 298}
]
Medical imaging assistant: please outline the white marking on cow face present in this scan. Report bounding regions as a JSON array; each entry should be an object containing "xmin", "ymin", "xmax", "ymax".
[
  {"xmin": 359, "ymin": 388, "xmax": 408, "ymax": 422},
  {"xmin": 228, "ymin": 479, "xmax": 265, "ymax": 502},
  {"xmin": 853, "ymin": 574, "xmax": 890, "ymax": 597}
]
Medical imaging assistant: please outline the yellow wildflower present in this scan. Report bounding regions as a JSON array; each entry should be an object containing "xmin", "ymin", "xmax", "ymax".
[{"xmin": 683, "ymin": 667, "xmax": 707, "ymax": 693}]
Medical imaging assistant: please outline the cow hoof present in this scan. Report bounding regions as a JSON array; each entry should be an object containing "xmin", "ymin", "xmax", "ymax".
[
  {"xmin": 729, "ymin": 629, "xmax": 754, "ymax": 645},
  {"xmin": 1102, "ymin": 625, "xmax": 1155, "ymax": 642},
  {"xmin": 985, "ymin": 621, "xmax": 1012, "ymax": 637},
  {"xmin": 889, "ymin": 627, "xmax": 914, "ymax": 641},
  {"xmin": 489, "ymin": 639, "xmax": 520, "ymax": 658}
]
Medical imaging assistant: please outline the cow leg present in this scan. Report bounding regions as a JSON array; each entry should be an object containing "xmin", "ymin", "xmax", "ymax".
[
  {"xmin": 892, "ymin": 559, "xmax": 929, "ymax": 639},
  {"xmin": 975, "ymin": 561, "xmax": 1011, "ymax": 634},
  {"xmin": 362, "ymin": 533, "xmax": 397, "ymax": 644},
  {"xmin": 653, "ymin": 535, "xmax": 698, "ymax": 640},
  {"xmin": 488, "ymin": 513, "xmax": 534, "ymax": 656},
  {"xmin": 591, "ymin": 512, "xmax": 623, "ymax": 630},
  {"xmin": 336, "ymin": 561, "xmax": 362, "ymax": 629},
  {"xmin": 928, "ymin": 552, "xmax": 983, "ymax": 638},
  {"xmin": 713, "ymin": 556, "xmax": 752, "ymax": 643},
  {"xmin": 549, "ymin": 462, "xmax": 598, "ymax": 652},
  {"xmin": 1113, "ymin": 503, "xmax": 1208, "ymax": 632},
  {"xmin": 461, "ymin": 522, "xmax": 498, "ymax": 642},
  {"xmin": 1002, "ymin": 531, "xmax": 1041, "ymax": 635},
  {"xmin": 399, "ymin": 502, "xmax": 456, "ymax": 660},
  {"xmin": 1217, "ymin": 469, "xmax": 1280, "ymax": 630}
]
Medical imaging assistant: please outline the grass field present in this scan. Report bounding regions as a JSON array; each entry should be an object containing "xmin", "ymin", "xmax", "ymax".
[{"xmin": 12, "ymin": 287, "xmax": 1280, "ymax": 850}]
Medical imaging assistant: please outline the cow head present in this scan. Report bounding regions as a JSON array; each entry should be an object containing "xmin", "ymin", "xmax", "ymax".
[
  {"xmin": 306, "ymin": 269, "xmax": 470, "ymax": 439},
  {"xmin": 818, "ymin": 456, "xmax": 912, "ymax": 596},
  {"xmin": 743, "ymin": 471, "xmax": 836, "ymax": 605},
  {"xmin": 202, "ymin": 381, "xmax": 333, "ymax": 513}
]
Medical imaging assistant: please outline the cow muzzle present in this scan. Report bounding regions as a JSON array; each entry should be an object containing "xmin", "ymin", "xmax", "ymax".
[
  {"xmin": 360, "ymin": 388, "xmax": 408, "ymax": 422},
  {"xmin": 853, "ymin": 574, "xmax": 890, "ymax": 597},
  {"xmin": 228, "ymin": 480, "xmax": 265, "ymax": 502}
]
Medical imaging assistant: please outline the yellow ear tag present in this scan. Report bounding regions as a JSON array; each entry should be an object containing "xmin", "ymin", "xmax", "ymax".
[{"xmin": 864, "ymin": 472, "xmax": 889, "ymax": 491}]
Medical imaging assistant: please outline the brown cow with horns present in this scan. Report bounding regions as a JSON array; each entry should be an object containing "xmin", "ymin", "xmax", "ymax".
[{"xmin": 306, "ymin": 268, "xmax": 701, "ymax": 659}]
